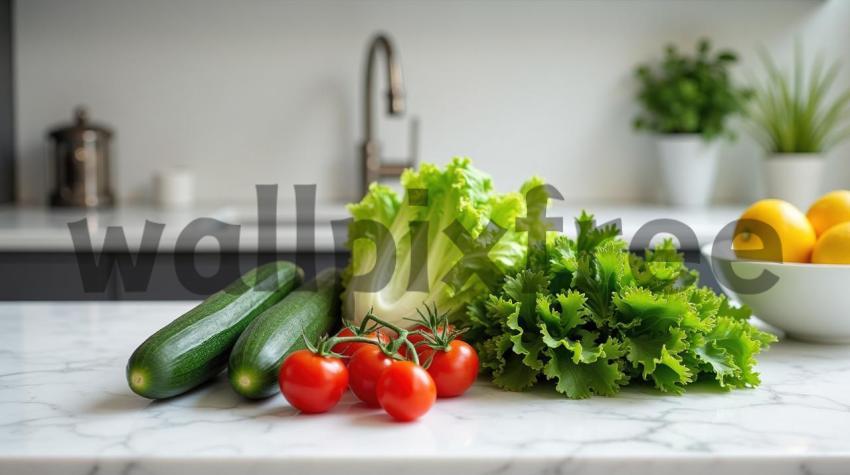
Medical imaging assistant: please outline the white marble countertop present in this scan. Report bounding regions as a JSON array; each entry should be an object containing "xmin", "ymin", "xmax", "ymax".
[
  {"xmin": 0, "ymin": 203, "xmax": 743, "ymax": 252},
  {"xmin": 2, "ymin": 301, "xmax": 850, "ymax": 475}
]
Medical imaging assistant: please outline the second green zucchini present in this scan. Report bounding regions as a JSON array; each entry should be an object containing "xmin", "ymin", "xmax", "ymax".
[{"xmin": 228, "ymin": 268, "xmax": 341, "ymax": 399}]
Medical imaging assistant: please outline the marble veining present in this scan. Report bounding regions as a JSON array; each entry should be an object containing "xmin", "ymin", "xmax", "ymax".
[{"xmin": 1, "ymin": 302, "xmax": 850, "ymax": 475}]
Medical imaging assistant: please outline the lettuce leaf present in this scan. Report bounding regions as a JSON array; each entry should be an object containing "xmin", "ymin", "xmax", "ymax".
[
  {"xmin": 461, "ymin": 212, "xmax": 776, "ymax": 399},
  {"xmin": 342, "ymin": 157, "xmax": 536, "ymax": 328}
]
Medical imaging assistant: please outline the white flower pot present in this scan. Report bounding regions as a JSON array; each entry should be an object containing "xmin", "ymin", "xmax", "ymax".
[
  {"xmin": 656, "ymin": 134, "xmax": 719, "ymax": 207},
  {"xmin": 762, "ymin": 154, "xmax": 825, "ymax": 209}
]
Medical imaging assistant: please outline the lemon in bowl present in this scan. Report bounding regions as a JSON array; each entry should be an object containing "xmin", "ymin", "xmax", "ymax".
[
  {"xmin": 732, "ymin": 199, "xmax": 816, "ymax": 263},
  {"xmin": 705, "ymin": 195, "xmax": 850, "ymax": 344},
  {"xmin": 812, "ymin": 222, "xmax": 850, "ymax": 265},
  {"xmin": 807, "ymin": 190, "xmax": 850, "ymax": 237}
]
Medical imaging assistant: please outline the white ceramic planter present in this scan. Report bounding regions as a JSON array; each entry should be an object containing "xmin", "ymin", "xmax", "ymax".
[
  {"xmin": 762, "ymin": 154, "xmax": 825, "ymax": 209},
  {"xmin": 656, "ymin": 134, "xmax": 719, "ymax": 207}
]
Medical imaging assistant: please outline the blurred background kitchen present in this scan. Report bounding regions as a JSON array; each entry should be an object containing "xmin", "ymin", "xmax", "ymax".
[{"xmin": 0, "ymin": 0, "xmax": 848, "ymax": 300}]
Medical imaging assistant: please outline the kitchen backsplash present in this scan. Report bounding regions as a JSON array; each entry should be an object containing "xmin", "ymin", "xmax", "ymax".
[{"xmin": 13, "ymin": 0, "xmax": 850, "ymax": 205}]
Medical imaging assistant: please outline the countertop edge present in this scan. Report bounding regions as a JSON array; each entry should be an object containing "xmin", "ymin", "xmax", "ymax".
[{"xmin": 2, "ymin": 453, "xmax": 847, "ymax": 475}]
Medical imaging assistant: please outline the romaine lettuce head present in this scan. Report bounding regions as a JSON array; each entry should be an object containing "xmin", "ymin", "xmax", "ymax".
[{"xmin": 342, "ymin": 157, "xmax": 538, "ymax": 327}]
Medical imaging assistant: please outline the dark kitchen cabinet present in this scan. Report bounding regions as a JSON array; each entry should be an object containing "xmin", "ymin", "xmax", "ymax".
[
  {"xmin": 0, "ymin": 252, "xmax": 343, "ymax": 300},
  {"xmin": 0, "ymin": 249, "xmax": 719, "ymax": 301},
  {"xmin": 0, "ymin": 252, "xmax": 115, "ymax": 300}
]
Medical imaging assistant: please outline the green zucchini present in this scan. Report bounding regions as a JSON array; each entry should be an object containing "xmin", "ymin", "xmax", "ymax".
[
  {"xmin": 126, "ymin": 261, "xmax": 302, "ymax": 399},
  {"xmin": 228, "ymin": 268, "xmax": 341, "ymax": 399}
]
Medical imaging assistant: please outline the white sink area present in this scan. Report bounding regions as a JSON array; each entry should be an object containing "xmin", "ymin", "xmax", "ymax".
[{"xmin": 213, "ymin": 201, "xmax": 352, "ymax": 226}]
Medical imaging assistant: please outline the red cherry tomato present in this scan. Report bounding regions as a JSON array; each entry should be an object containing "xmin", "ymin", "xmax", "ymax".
[
  {"xmin": 331, "ymin": 328, "xmax": 391, "ymax": 360},
  {"xmin": 348, "ymin": 345, "xmax": 395, "ymax": 407},
  {"xmin": 421, "ymin": 340, "xmax": 479, "ymax": 398},
  {"xmin": 376, "ymin": 361, "xmax": 436, "ymax": 422},
  {"xmin": 400, "ymin": 324, "xmax": 458, "ymax": 359},
  {"xmin": 278, "ymin": 350, "xmax": 348, "ymax": 414}
]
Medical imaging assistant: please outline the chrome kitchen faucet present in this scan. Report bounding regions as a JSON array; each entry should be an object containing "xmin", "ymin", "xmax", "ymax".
[{"xmin": 360, "ymin": 33, "xmax": 418, "ymax": 197}]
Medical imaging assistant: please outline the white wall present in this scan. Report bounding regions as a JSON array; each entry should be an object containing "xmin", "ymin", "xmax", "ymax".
[{"xmin": 13, "ymin": 0, "xmax": 850, "ymax": 206}]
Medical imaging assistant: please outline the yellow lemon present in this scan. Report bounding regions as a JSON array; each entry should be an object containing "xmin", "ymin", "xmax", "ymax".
[
  {"xmin": 733, "ymin": 199, "xmax": 816, "ymax": 263},
  {"xmin": 806, "ymin": 190, "xmax": 850, "ymax": 237},
  {"xmin": 812, "ymin": 222, "xmax": 850, "ymax": 264}
]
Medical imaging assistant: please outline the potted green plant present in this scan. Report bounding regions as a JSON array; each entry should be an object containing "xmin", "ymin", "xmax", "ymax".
[
  {"xmin": 749, "ymin": 44, "xmax": 850, "ymax": 209},
  {"xmin": 634, "ymin": 39, "xmax": 751, "ymax": 207}
]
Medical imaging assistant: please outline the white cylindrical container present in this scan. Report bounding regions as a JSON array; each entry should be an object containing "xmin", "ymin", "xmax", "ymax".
[
  {"xmin": 154, "ymin": 168, "xmax": 195, "ymax": 209},
  {"xmin": 762, "ymin": 154, "xmax": 825, "ymax": 210},
  {"xmin": 656, "ymin": 134, "xmax": 720, "ymax": 207}
]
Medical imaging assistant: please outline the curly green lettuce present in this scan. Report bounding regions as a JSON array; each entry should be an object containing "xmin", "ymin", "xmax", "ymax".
[
  {"xmin": 463, "ymin": 211, "xmax": 776, "ymax": 399},
  {"xmin": 342, "ymin": 157, "xmax": 540, "ymax": 328}
]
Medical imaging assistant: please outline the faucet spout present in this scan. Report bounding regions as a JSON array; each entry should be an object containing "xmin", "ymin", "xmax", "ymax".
[
  {"xmin": 365, "ymin": 34, "xmax": 405, "ymax": 132},
  {"xmin": 360, "ymin": 33, "xmax": 417, "ymax": 197}
]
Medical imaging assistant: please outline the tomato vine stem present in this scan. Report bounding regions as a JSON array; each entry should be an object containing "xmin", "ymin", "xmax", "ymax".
[{"xmin": 314, "ymin": 309, "xmax": 422, "ymax": 366}]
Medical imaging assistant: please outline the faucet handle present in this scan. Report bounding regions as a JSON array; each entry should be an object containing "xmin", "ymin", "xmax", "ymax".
[{"xmin": 371, "ymin": 116, "xmax": 420, "ymax": 180}]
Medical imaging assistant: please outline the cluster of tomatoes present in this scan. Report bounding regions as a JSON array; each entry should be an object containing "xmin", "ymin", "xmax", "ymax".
[{"xmin": 278, "ymin": 309, "xmax": 479, "ymax": 422}]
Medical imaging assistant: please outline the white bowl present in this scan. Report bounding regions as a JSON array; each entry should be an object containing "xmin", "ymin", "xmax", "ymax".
[{"xmin": 702, "ymin": 242, "xmax": 850, "ymax": 344}]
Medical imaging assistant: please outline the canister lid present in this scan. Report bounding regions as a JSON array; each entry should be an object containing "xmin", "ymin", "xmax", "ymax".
[{"xmin": 48, "ymin": 107, "xmax": 113, "ymax": 141}]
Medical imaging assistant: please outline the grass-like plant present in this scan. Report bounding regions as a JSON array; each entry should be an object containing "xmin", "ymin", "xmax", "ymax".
[
  {"xmin": 750, "ymin": 43, "xmax": 850, "ymax": 155},
  {"xmin": 633, "ymin": 39, "xmax": 752, "ymax": 141}
]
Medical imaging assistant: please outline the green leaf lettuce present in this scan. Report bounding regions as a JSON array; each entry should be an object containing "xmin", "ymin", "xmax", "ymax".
[{"xmin": 460, "ymin": 212, "xmax": 776, "ymax": 398}]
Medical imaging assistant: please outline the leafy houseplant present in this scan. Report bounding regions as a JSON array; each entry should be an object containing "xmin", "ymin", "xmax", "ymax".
[
  {"xmin": 634, "ymin": 39, "xmax": 751, "ymax": 207},
  {"xmin": 749, "ymin": 44, "xmax": 850, "ymax": 208}
]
